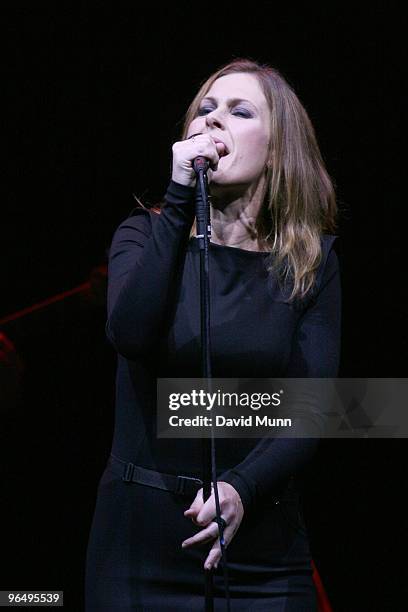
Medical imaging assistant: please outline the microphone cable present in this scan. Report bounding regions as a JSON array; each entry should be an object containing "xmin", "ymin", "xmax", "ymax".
[{"xmin": 193, "ymin": 156, "xmax": 231, "ymax": 611}]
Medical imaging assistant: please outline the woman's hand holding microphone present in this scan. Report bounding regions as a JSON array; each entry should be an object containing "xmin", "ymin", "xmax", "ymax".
[{"xmin": 171, "ymin": 133, "xmax": 228, "ymax": 188}]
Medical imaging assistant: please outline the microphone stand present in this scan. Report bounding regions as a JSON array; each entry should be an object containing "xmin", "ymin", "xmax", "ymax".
[{"xmin": 193, "ymin": 158, "xmax": 231, "ymax": 612}]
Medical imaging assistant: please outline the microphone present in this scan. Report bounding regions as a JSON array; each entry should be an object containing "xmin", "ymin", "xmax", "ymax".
[
  {"xmin": 193, "ymin": 156, "xmax": 210, "ymax": 174},
  {"xmin": 187, "ymin": 133, "xmax": 210, "ymax": 175}
]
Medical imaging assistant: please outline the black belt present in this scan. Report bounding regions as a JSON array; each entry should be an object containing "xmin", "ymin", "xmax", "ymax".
[{"xmin": 108, "ymin": 453, "xmax": 204, "ymax": 497}]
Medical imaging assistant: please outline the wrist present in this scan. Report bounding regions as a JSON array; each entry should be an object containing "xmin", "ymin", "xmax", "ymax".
[
  {"xmin": 220, "ymin": 481, "xmax": 243, "ymax": 508},
  {"xmin": 165, "ymin": 179, "xmax": 196, "ymax": 209},
  {"xmin": 171, "ymin": 173, "xmax": 196, "ymax": 188}
]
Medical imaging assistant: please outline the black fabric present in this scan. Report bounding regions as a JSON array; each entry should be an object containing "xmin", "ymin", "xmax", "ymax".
[{"xmin": 85, "ymin": 179, "xmax": 341, "ymax": 610}]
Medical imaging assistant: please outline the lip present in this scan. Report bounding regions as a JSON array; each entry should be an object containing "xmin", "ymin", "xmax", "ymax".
[{"xmin": 211, "ymin": 137, "xmax": 230, "ymax": 156}]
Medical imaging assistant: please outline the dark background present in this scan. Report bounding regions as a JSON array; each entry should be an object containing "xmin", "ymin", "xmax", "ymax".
[{"xmin": 2, "ymin": 4, "xmax": 404, "ymax": 611}]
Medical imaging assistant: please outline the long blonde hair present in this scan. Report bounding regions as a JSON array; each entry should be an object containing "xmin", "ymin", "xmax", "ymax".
[{"xmin": 180, "ymin": 58, "xmax": 337, "ymax": 302}]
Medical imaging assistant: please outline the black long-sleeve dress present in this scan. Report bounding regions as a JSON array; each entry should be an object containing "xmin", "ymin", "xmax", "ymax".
[{"xmin": 85, "ymin": 179, "xmax": 341, "ymax": 611}]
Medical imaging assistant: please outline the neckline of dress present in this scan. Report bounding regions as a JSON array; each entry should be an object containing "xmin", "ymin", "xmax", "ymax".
[{"xmin": 188, "ymin": 236, "xmax": 270, "ymax": 256}]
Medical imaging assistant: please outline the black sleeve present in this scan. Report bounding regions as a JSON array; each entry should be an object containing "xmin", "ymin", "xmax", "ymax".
[
  {"xmin": 105, "ymin": 180, "xmax": 195, "ymax": 360},
  {"xmin": 218, "ymin": 240, "xmax": 342, "ymax": 514}
]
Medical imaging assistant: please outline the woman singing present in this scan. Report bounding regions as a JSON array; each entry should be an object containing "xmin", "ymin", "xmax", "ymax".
[{"xmin": 85, "ymin": 58, "xmax": 341, "ymax": 611}]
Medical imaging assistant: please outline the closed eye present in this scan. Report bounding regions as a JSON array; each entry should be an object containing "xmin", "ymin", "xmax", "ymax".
[
  {"xmin": 233, "ymin": 108, "xmax": 252, "ymax": 118},
  {"xmin": 197, "ymin": 106, "xmax": 252, "ymax": 118}
]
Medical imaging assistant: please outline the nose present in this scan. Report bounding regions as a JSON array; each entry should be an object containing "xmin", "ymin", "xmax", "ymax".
[{"xmin": 205, "ymin": 108, "xmax": 224, "ymax": 129}]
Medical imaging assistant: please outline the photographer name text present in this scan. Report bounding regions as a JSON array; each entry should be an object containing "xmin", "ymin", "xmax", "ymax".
[{"xmin": 168, "ymin": 415, "xmax": 292, "ymax": 428}]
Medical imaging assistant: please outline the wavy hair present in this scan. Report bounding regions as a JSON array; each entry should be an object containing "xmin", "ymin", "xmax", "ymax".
[{"xmin": 179, "ymin": 58, "xmax": 337, "ymax": 302}]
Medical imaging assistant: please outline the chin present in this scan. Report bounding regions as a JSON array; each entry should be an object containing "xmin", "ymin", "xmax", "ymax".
[
  {"xmin": 210, "ymin": 171, "xmax": 239, "ymax": 186},
  {"xmin": 209, "ymin": 168, "xmax": 231, "ymax": 183},
  {"xmin": 209, "ymin": 177, "xmax": 229, "ymax": 191}
]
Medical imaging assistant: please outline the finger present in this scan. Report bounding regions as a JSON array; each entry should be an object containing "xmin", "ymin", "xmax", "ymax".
[
  {"xmin": 204, "ymin": 538, "xmax": 223, "ymax": 570},
  {"xmin": 204, "ymin": 547, "xmax": 221, "ymax": 571},
  {"xmin": 181, "ymin": 521, "xmax": 219, "ymax": 549},
  {"xmin": 195, "ymin": 496, "xmax": 217, "ymax": 527},
  {"xmin": 195, "ymin": 489, "xmax": 229, "ymax": 527},
  {"xmin": 184, "ymin": 505, "xmax": 201, "ymax": 517},
  {"xmin": 184, "ymin": 508, "xmax": 202, "ymax": 526},
  {"xmin": 192, "ymin": 135, "xmax": 220, "ymax": 169},
  {"xmin": 184, "ymin": 508, "xmax": 197, "ymax": 518},
  {"xmin": 184, "ymin": 484, "xmax": 215, "ymax": 522},
  {"xmin": 208, "ymin": 143, "xmax": 226, "ymax": 172},
  {"xmin": 184, "ymin": 488, "xmax": 204, "ymax": 519},
  {"xmin": 204, "ymin": 522, "xmax": 235, "ymax": 570}
]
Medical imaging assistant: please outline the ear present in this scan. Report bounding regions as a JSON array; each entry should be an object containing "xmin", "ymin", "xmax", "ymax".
[{"xmin": 265, "ymin": 149, "xmax": 275, "ymax": 171}]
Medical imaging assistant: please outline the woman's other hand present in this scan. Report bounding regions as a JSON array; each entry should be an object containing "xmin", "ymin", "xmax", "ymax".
[
  {"xmin": 182, "ymin": 481, "xmax": 244, "ymax": 570},
  {"xmin": 171, "ymin": 134, "xmax": 227, "ymax": 188}
]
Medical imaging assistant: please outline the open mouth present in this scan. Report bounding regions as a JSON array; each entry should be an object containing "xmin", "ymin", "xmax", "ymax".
[{"xmin": 212, "ymin": 138, "xmax": 230, "ymax": 156}]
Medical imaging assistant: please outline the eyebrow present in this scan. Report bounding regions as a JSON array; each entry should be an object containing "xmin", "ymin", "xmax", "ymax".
[{"xmin": 200, "ymin": 96, "xmax": 258, "ymax": 112}]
